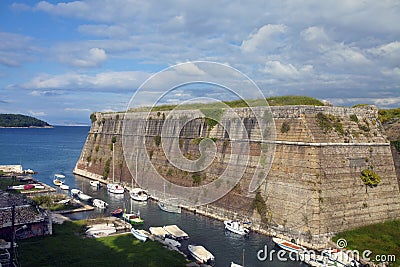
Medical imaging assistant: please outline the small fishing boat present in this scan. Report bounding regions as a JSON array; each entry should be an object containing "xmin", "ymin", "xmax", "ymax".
[
  {"xmin": 60, "ymin": 183, "xmax": 69, "ymax": 190},
  {"xmin": 122, "ymin": 212, "xmax": 144, "ymax": 225},
  {"xmin": 130, "ymin": 188, "xmax": 149, "ymax": 201},
  {"xmin": 107, "ymin": 183, "xmax": 125, "ymax": 194},
  {"xmin": 111, "ymin": 208, "xmax": 123, "ymax": 217},
  {"xmin": 71, "ymin": 189, "xmax": 92, "ymax": 201},
  {"xmin": 188, "ymin": 244, "xmax": 215, "ymax": 265},
  {"xmin": 231, "ymin": 263, "xmax": 242, "ymax": 267},
  {"xmin": 158, "ymin": 200, "xmax": 181, "ymax": 213},
  {"xmin": 272, "ymin": 237, "xmax": 305, "ymax": 254},
  {"xmin": 86, "ymin": 224, "xmax": 116, "ymax": 238},
  {"xmin": 53, "ymin": 174, "xmax": 65, "ymax": 186},
  {"xmin": 131, "ymin": 227, "xmax": 148, "ymax": 242},
  {"xmin": 70, "ymin": 188, "xmax": 80, "ymax": 195},
  {"xmin": 163, "ymin": 225, "xmax": 189, "ymax": 240},
  {"xmin": 33, "ymin": 184, "xmax": 45, "ymax": 189},
  {"xmin": 90, "ymin": 180, "xmax": 100, "ymax": 187},
  {"xmin": 92, "ymin": 199, "xmax": 108, "ymax": 209},
  {"xmin": 224, "ymin": 220, "xmax": 250, "ymax": 236},
  {"xmin": 164, "ymin": 238, "xmax": 181, "ymax": 248}
]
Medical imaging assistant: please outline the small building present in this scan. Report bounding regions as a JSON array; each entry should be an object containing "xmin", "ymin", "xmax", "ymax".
[{"xmin": 0, "ymin": 191, "xmax": 52, "ymax": 241}]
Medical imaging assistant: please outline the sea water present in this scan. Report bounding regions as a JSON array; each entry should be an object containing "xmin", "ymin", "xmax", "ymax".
[{"xmin": 0, "ymin": 126, "xmax": 305, "ymax": 267}]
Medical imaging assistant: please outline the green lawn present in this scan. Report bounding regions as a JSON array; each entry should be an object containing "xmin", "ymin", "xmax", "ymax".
[
  {"xmin": 333, "ymin": 220, "xmax": 400, "ymax": 267},
  {"xmin": 18, "ymin": 221, "xmax": 187, "ymax": 267}
]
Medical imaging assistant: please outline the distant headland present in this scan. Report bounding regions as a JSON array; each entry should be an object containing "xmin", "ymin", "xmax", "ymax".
[{"xmin": 0, "ymin": 114, "xmax": 52, "ymax": 128}]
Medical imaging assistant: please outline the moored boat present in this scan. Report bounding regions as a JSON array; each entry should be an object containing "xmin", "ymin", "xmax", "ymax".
[
  {"xmin": 158, "ymin": 200, "xmax": 181, "ymax": 213},
  {"xmin": 107, "ymin": 183, "xmax": 125, "ymax": 194},
  {"xmin": 130, "ymin": 188, "xmax": 149, "ymax": 201},
  {"xmin": 111, "ymin": 208, "xmax": 123, "ymax": 217},
  {"xmin": 188, "ymin": 244, "xmax": 215, "ymax": 265},
  {"xmin": 224, "ymin": 220, "xmax": 250, "ymax": 235},
  {"xmin": 60, "ymin": 183, "xmax": 69, "ymax": 190},
  {"xmin": 164, "ymin": 238, "xmax": 181, "ymax": 248},
  {"xmin": 90, "ymin": 180, "xmax": 100, "ymax": 187},
  {"xmin": 122, "ymin": 212, "xmax": 144, "ymax": 225},
  {"xmin": 163, "ymin": 225, "xmax": 189, "ymax": 240},
  {"xmin": 272, "ymin": 237, "xmax": 305, "ymax": 254},
  {"xmin": 131, "ymin": 227, "xmax": 148, "ymax": 242},
  {"xmin": 53, "ymin": 174, "xmax": 65, "ymax": 186},
  {"xmin": 92, "ymin": 199, "xmax": 108, "ymax": 209}
]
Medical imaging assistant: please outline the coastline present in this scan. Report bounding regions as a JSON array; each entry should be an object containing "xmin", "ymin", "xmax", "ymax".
[{"xmin": 0, "ymin": 126, "xmax": 54, "ymax": 128}]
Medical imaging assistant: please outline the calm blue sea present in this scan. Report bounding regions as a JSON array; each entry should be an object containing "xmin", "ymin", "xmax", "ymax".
[{"xmin": 0, "ymin": 126, "xmax": 304, "ymax": 267}]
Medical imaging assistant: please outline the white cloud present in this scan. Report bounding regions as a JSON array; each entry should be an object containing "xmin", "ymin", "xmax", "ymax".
[
  {"xmin": 64, "ymin": 108, "xmax": 91, "ymax": 112},
  {"xmin": 241, "ymin": 24, "xmax": 287, "ymax": 53},
  {"xmin": 29, "ymin": 110, "xmax": 46, "ymax": 116},
  {"xmin": 21, "ymin": 71, "xmax": 151, "ymax": 91},
  {"xmin": 58, "ymin": 47, "xmax": 107, "ymax": 68},
  {"xmin": 262, "ymin": 61, "xmax": 313, "ymax": 79}
]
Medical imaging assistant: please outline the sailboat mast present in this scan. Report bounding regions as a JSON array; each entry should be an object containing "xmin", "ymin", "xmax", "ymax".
[{"xmin": 112, "ymin": 142, "xmax": 115, "ymax": 183}]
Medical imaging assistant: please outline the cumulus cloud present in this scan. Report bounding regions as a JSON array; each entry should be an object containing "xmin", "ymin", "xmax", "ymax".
[
  {"xmin": 59, "ymin": 47, "xmax": 107, "ymax": 68},
  {"xmin": 241, "ymin": 24, "xmax": 287, "ymax": 53},
  {"xmin": 262, "ymin": 61, "xmax": 313, "ymax": 79}
]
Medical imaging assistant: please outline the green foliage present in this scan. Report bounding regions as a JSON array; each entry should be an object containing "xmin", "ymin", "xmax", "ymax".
[
  {"xmin": 266, "ymin": 95, "xmax": 324, "ymax": 106},
  {"xmin": 154, "ymin": 135, "xmax": 161, "ymax": 147},
  {"xmin": 361, "ymin": 167, "xmax": 381, "ymax": 187},
  {"xmin": 95, "ymin": 145, "xmax": 99, "ymax": 152},
  {"xmin": 378, "ymin": 107, "xmax": 400, "ymax": 123},
  {"xmin": 333, "ymin": 220, "xmax": 400, "ymax": 267},
  {"xmin": 86, "ymin": 156, "xmax": 91, "ymax": 163},
  {"xmin": 90, "ymin": 113, "xmax": 97, "ymax": 123},
  {"xmin": 0, "ymin": 114, "xmax": 50, "ymax": 127},
  {"xmin": 18, "ymin": 221, "xmax": 187, "ymax": 267},
  {"xmin": 358, "ymin": 123, "xmax": 370, "ymax": 132},
  {"xmin": 316, "ymin": 112, "xmax": 344, "ymax": 135},
  {"xmin": 192, "ymin": 173, "xmax": 202, "ymax": 185},
  {"xmin": 103, "ymin": 158, "xmax": 111, "ymax": 178},
  {"xmin": 253, "ymin": 192, "xmax": 269, "ymax": 224},
  {"xmin": 200, "ymin": 108, "xmax": 225, "ymax": 131},
  {"xmin": 280, "ymin": 121, "xmax": 290, "ymax": 133},
  {"xmin": 352, "ymin": 103, "xmax": 370, "ymax": 108},
  {"xmin": 111, "ymin": 136, "xmax": 117, "ymax": 143},
  {"xmin": 391, "ymin": 141, "xmax": 400, "ymax": 153},
  {"xmin": 109, "ymin": 143, "xmax": 113, "ymax": 151},
  {"xmin": 350, "ymin": 114, "xmax": 359, "ymax": 123}
]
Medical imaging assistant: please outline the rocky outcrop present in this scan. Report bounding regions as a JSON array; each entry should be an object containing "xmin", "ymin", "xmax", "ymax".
[{"xmin": 74, "ymin": 105, "xmax": 400, "ymax": 244}]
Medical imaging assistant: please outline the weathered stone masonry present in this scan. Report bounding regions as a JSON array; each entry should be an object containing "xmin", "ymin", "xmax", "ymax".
[{"xmin": 74, "ymin": 105, "xmax": 400, "ymax": 243}]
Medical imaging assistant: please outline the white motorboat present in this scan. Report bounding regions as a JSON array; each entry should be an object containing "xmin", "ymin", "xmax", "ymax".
[
  {"xmin": 158, "ymin": 200, "xmax": 181, "ymax": 213},
  {"xmin": 163, "ymin": 225, "xmax": 189, "ymax": 240},
  {"xmin": 90, "ymin": 180, "xmax": 100, "ymax": 187},
  {"xmin": 322, "ymin": 249, "xmax": 361, "ymax": 267},
  {"xmin": 92, "ymin": 199, "xmax": 108, "ymax": 209},
  {"xmin": 130, "ymin": 188, "xmax": 149, "ymax": 201},
  {"xmin": 231, "ymin": 262, "xmax": 242, "ymax": 267},
  {"xmin": 164, "ymin": 238, "xmax": 181, "ymax": 248},
  {"xmin": 71, "ymin": 189, "xmax": 92, "ymax": 201},
  {"xmin": 272, "ymin": 237, "xmax": 305, "ymax": 254},
  {"xmin": 70, "ymin": 188, "xmax": 81, "ymax": 195},
  {"xmin": 86, "ymin": 224, "xmax": 116, "ymax": 237},
  {"xmin": 60, "ymin": 183, "xmax": 69, "ymax": 190},
  {"xmin": 131, "ymin": 227, "xmax": 148, "ymax": 242},
  {"xmin": 107, "ymin": 183, "xmax": 125, "ymax": 194},
  {"xmin": 53, "ymin": 174, "xmax": 65, "ymax": 186},
  {"xmin": 188, "ymin": 244, "xmax": 215, "ymax": 265},
  {"xmin": 224, "ymin": 220, "xmax": 250, "ymax": 235}
]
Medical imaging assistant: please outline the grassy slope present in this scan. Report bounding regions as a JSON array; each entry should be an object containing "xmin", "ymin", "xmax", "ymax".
[
  {"xmin": 333, "ymin": 220, "xmax": 400, "ymax": 266},
  {"xmin": 18, "ymin": 221, "xmax": 187, "ymax": 267},
  {"xmin": 128, "ymin": 95, "xmax": 325, "ymax": 112}
]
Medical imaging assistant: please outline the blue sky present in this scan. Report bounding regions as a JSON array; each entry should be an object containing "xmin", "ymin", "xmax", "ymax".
[{"xmin": 0, "ymin": 1, "xmax": 399, "ymax": 125}]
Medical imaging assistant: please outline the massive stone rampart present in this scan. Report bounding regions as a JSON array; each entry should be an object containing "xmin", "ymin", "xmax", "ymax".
[{"xmin": 74, "ymin": 105, "xmax": 400, "ymax": 244}]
